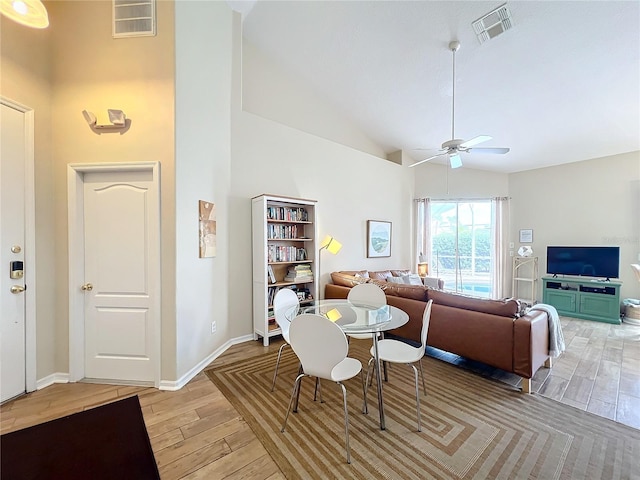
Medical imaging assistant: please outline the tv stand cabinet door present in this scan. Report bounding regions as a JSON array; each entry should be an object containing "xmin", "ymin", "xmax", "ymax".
[
  {"xmin": 579, "ymin": 293, "xmax": 619, "ymax": 321},
  {"xmin": 544, "ymin": 290, "xmax": 576, "ymax": 313}
]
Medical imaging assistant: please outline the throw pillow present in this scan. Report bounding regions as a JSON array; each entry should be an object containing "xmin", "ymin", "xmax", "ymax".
[
  {"xmin": 402, "ymin": 274, "xmax": 423, "ymax": 286},
  {"xmin": 386, "ymin": 276, "xmax": 405, "ymax": 284}
]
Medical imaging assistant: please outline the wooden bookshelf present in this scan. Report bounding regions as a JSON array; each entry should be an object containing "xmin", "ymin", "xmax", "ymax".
[{"xmin": 252, "ymin": 194, "xmax": 318, "ymax": 346}]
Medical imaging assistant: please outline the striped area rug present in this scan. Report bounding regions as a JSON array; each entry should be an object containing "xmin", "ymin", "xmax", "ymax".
[{"xmin": 205, "ymin": 341, "xmax": 640, "ymax": 479}]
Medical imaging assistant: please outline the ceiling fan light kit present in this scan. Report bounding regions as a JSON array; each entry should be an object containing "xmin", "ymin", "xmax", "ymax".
[{"xmin": 410, "ymin": 40, "xmax": 510, "ymax": 169}]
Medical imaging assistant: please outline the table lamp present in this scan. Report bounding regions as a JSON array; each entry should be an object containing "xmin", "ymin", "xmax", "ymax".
[
  {"xmin": 417, "ymin": 253, "xmax": 428, "ymax": 277},
  {"xmin": 632, "ymin": 264, "xmax": 640, "ymax": 282},
  {"xmin": 417, "ymin": 263, "xmax": 429, "ymax": 277},
  {"xmin": 318, "ymin": 235, "xmax": 342, "ymax": 298}
]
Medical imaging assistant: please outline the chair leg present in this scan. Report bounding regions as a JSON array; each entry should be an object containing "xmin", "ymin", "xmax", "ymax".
[
  {"xmin": 282, "ymin": 374, "xmax": 305, "ymax": 433},
  {"xmin": 410, "ymin": 364, "xmax": 421, "ymax": 432},
  {"xmin": 365, "ymin": 357, "xmax": 375, "ymax": 388},
  {"xmin": 293, "ymin": 364, "xmax": 303, "ymax": 411},
  {"xmin": 418, "ymin": 358, "xmax": 426, "ymax": 395},
  {"xmin": 338, "ymin": 382, "xmax": 351, "ymax": 464},
  {"xmin": 270, "ymin": 343, "xmax": 288, "ymax": 392},
  {"xmin": 360, "ymin": 370, "xmax": 368, "ymax": 415},
  {"xmin": 313, "ymin": 377, "xmax": 324, "ymax": 403}
]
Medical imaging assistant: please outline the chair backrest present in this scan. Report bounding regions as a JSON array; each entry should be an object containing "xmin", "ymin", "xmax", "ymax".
[
  {"xmin": 347, "ymin": 283, "xmax": 386, "ymax": 308},
  {"xmin": 289, "ymin": 313, "xmax": 348, "ymax": 379},
  {"xmin": 420, "ymin": 300, "xmax": 433, "ymax": 349},
  {"xmin": 273, "ymin": 288, "xmax": 300, "ymax": 336}
]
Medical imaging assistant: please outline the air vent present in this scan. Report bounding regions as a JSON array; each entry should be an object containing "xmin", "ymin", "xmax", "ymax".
[
  {"xmin": 472, "ymin": 4, "xmax": 512, "ymax": 44},
  {"xmin": 113, "ymin": 0, "xmax": 156, "ymax": 38}
]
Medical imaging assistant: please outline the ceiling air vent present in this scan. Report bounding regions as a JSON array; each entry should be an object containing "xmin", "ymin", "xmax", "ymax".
[
  {"xmin": 472, "ymin": 4, "xmax": 513, "ymax": 44},
  {"xmin": 113, "ymin": 0, "xmax": 156, "ymax": 38}
]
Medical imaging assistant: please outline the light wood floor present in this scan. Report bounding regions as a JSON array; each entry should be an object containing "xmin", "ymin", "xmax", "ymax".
[{"xmin": 1, "ymin": 316, "xmax": 639, "ymax": 479}]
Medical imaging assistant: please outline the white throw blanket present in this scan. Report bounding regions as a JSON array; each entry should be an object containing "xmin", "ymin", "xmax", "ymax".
[{"xmin": 529, "ymin": 303, "xmax": 565, "ymax": 358}]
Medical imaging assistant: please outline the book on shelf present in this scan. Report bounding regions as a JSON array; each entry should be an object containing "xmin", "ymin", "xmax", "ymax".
[
  {"xmin": 267, "ymin": 265, "xmax": 276, "ymax": 283},
  {"xmin": 284, "ymin": 264, "xmax": 313, "ymax": 282}
]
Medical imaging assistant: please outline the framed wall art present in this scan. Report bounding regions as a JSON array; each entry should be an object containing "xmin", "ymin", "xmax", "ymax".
[
  {"xmin": 367, "ymin": 220, "xmax": 392, "ymax": 258},
  {"xmin": 519, "ymin": 229, "xmax": 533, "ymax": 243},
  {"xmin": 199, "ymin": 200, "xmax": 217, "ymax": 258}
]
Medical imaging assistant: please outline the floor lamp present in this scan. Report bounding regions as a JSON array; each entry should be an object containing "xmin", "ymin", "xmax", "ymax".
[{"xmin": 318, "ymin": 235, "xmax": 342, "ymax": 299}]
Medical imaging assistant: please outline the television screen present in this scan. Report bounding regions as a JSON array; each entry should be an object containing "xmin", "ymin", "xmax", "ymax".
[{"xmin": 546, "ymin": 246, "xmax": 620, "ymax": 279}]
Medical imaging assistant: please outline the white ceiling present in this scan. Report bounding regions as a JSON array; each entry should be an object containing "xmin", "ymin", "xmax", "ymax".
[{"xmin": 239, "ymin": 1, "xmax": 640, "ymax": 173}]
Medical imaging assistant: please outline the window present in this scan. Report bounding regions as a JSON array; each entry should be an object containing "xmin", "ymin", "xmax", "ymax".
[{"xmin": 430, "ymin": 201, "xmax": 492, "ymax": 298}]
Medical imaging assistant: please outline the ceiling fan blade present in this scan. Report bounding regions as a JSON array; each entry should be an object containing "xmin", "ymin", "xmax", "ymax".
[
  {"xmin": 449, "ymin": 153, "xmax": 463, "ymax": 169},
  {"xmin": 409, "ymin": 153, "xmax": 445, "ymax": 168},
  {"xmin": 467, "ymin": 147, "xmax": 510, "ymax": 154},
  {"xmin": 460, "ymin": 135, "xmax": 492, "ymax": 148}
]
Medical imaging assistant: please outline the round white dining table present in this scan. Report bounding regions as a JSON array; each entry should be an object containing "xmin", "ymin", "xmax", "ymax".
[{"xmin": 280, "ymin": 299, "xmax": 409, "ymax": 430}]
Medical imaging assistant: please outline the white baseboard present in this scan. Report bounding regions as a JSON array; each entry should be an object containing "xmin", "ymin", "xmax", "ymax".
[
  {"xmin": 159, "ymin": 334, "xmax": 256, "ymax": 391},
  {"xmin": 36, "ymin": 372, "xmax": 70, "ymax": 390},
  {"xmin": 34, "ymin": 335, "xmax": 257, "ymax": 393}
]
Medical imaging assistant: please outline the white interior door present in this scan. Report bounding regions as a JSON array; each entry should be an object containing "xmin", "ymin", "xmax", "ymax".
[
  {"xmin": 1, "ymin": 103, "xmax": 27, "ymax": 402},
  {"xmin": 81, "ymin": 169, "xmax": 159, "ymax": 383}
]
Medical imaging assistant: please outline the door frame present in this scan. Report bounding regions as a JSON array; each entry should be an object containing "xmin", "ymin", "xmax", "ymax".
[
  {"xmin": 67, "ymin": 162, "xmax": 161, "ymax": 386},
  {"xmin": 1, "ymin": 97, "xmax": 37, "ymax": 395}
]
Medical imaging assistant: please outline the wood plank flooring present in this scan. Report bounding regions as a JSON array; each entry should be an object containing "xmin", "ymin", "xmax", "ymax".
[{"xmin": 1, "ymin": 316, "xmax": 639, "ymax": 479}]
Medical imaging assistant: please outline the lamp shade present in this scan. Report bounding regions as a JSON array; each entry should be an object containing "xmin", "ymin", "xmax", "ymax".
[
  {"xmin": 1, "ymin": 0, "xmax": 49, "ymax": 28},
  {"xmin": 321, "ymin": 235, "xmax": 342, "ymax": 255},
  {"xmin": 632, "ymin": 264, "xmax": 640, "ymax": 283},
  {"xmin": 417, "ymin": 263, "xmax": 429, "ymax": 277}
]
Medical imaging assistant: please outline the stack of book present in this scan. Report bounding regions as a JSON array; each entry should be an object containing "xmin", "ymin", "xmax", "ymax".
[{"xmin": 284, "ymin": 264, "xmax": 313, "ymax": 283}]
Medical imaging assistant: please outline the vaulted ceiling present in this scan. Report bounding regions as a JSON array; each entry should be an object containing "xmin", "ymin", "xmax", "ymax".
[{"xmin": 240, "ymin": 1, "xmax": 639, "ymax": 173}]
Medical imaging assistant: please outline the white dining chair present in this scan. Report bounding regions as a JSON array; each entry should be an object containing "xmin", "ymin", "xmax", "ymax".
[
  {"xmin": 281, "ymin": 313, "xmax": 367, "ymax": 464},
  {"xmin": 346, "ymin": 283, "xmax": 386, "ymax": 342},
  {"xmin": 366, "ymin": 299, "xmax": 433, "ymax": 432},
  {"xmin": 270, "ymin": 288, "xmax": 300, "ymax": 391}
]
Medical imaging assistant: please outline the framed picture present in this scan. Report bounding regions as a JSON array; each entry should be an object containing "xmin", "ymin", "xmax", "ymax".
[
  {"xmin": 367, "ymin": 220, "xmax": 392, "ymax": 258},
  {"xmin": 519, "ymin": 229, "xmax": 533, "ymax": 243},
  {"xmin": 199, "ymin": 200, "xmax": 216, "ymax": 258}
]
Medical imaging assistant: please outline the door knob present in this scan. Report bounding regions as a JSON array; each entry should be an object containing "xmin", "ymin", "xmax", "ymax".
[
  {"xmin": 81, "ymin": 283, "xmax": 93, "ymax": 291},
  {"xmin": 10, "ymin": 285, "xmax": 26, "ymax": 294}
]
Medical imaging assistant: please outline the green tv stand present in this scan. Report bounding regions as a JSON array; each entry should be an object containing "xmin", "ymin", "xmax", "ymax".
[{"xmin": 542, "ymin": 277, "xmax": 622, "ymax": 324}]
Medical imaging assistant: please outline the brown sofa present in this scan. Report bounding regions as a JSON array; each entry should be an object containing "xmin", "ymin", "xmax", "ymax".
[{"xmin": 326, "ymin": 270, "xmax": 551, "ymax": 392}]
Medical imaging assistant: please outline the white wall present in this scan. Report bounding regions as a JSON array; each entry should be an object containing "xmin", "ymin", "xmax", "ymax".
[
  {"xmin": 0, "ymin": 16, "xmax": 56, "ymax": 380},
  {"xmin": 228, "ymin": 111, "xmax": 413, "ymax": 338},
  {"xmin": 175, "ymin": 1, "xmax": 233, "ymax": 379},
  {"xmin": 509, "ymin": 151, "xmax": 640, "ymax": 300},
  {"xmin": 48, "ymin": 0, "xmax": 177, "ymax": 378},
  {"xmin": 242, "ymin": 39, "xmax": 387, "ymax": 160},
  {"xmin": 414, "ymin": 162, "xmax": 510, "ymax": 199}
]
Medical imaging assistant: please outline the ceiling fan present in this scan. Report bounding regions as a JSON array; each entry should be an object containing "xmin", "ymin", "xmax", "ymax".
[{"xmin": 409, "ymin": 41, "xmax": 510, "ymax": 169}]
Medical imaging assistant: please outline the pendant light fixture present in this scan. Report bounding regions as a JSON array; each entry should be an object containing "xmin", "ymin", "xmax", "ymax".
[{"xmin": 0, "ymin": 0, "xmax": 49, "ymax": 29}]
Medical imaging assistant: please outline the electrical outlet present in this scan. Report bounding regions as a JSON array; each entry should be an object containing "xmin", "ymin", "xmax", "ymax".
[
  {"xmin": 211, "ymin": 321, "xmax": 216, "ymax": 334},
  {"xmin": 509, "ymin": 242, "xmax": 514, "ymax": 249},
  {"xmin": 510, "ymin": 250, "xmax": 514, "ymax": 256}
]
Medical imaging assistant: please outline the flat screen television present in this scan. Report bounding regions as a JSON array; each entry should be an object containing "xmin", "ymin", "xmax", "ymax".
[{"xmin": 546, "ymin": 246, "xmax": 620, "ymax": 279}]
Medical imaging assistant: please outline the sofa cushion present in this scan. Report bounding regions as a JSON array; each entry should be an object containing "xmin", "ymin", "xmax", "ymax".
[
  {"xmin": 339, "ymin": 270, "xmax": 370, "ymax": 278},
  {"xmin": 369, "ymin": 270, "xmax": 393, "ymax": 280},
  {"xmin": 427, "ymin": 289, "xmax": 519, "ymax": 317},
  {"xmin": 331, "ymin": 271, "xmax": 370, "ymax": 287},
  {"xmin": 390, "ymin": 269, "xmax": 411, "ymax": 277},
  {"xmin": 370, "ymin": 278, "xmax": 429, "ymax": 301}
]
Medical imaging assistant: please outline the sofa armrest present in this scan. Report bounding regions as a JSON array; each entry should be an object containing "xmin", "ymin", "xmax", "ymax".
[
  {"xmin": 325, "ymin": 283, "xmax": 350, "ymax": 300},
  {"xmin": 513, "ymin": 310, "xmax": 549, "ymax": 379}
]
